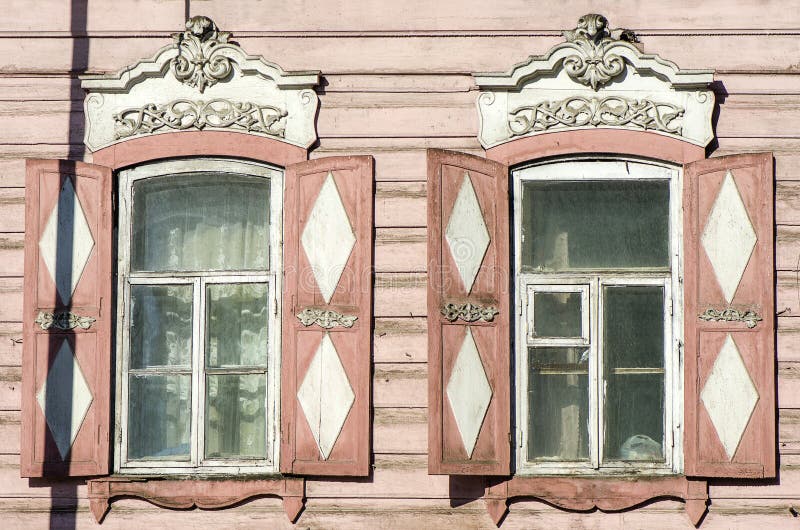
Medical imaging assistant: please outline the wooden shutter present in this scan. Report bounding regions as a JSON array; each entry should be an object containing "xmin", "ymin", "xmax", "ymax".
[
  {"xmin": 21, "ymin": 160, "xmax": 113, "ymax": 477},
  {"xmin": 281, "ymin": 156, "xmax": 373, "ymax": 476},
  {"xmin": 684, "ymin": 153, "xmax": 775, "ymax": 478},
  {"xmin": 427, "ymin": 149, "xmax": 510, "ymax": 475}
]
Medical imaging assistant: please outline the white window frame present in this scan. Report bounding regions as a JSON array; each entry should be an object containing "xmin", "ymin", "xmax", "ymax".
[
  {"xmin": 114, "ymin": 158, "xmax": 283, "ymax": 475},
  {"xmin": 513, "ymin": 156, "xmax": 684, "ymax": 476}
]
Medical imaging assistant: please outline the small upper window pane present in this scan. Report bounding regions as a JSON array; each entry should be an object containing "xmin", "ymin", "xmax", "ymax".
[
  {"xmin": 131, "ymin": 173, "xmax": 270, "ymax": 272},
  {"xmin": 533, "ymin": 291, "xmax": 582, "ymax": 338},
  {"xmin": 521, "ymin": 180, "xmax": 669, "ymax": 270}
]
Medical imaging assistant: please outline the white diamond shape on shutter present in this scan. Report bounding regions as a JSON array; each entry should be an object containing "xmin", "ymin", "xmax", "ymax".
[
  {"xmin": 701, "ymin": 334, "xmax": 759, "ymax": 460},
  {"xmin": 297, "ymin": 333, "xmax": 355, "ymax": 459},
  {"xmin": 445, "ymin": 173, "xmax": 490, "ymax": 294},
  {"xmin": 38, "ymin": 177, "xmax": 95, "ymax": 305},
  {"xmin": 35, "ymin": 341, "xmax": 94, "ymax": 460},
  {"xmin": 446, "ymin": 327, "xmax": 493, "ymax": 458},
  {"xmin": 301, "ymin": 172, "xmax": 356, "ymax": 303},
  {"xmin": 701, "ymin": 171, "xmax": 757, "ymax": 304}
]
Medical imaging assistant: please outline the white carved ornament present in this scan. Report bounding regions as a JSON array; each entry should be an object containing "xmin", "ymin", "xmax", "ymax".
[
  {"xmin": 81, "ymin": 16, "xmax": 319, "ymax": 151},
  {"xmin": 473, "ymin": 14, "xmax": 715, "ymax": 149}
]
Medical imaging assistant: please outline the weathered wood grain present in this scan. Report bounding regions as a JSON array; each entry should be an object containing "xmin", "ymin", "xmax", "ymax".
[
  {"xmin": 373, "ymin": 317, "xmax": 427, "ymax": 363},
  {"xmin": 374, "ymin": 273, "xmax": 427, "ymax": 317},
  {"xmin": 0, "ymin": 322, "xmax": 22, "ymax": 367},
  {"xmin": 375, "ymin": 182, "xmax": 426, "ymax": 227},
  {"xmin": 0, "ymin": 234, "xmax": 23, "ymax": 277},
  {"xmin": 375, "ymin": 228, "xmax": 426, "ymax": 273}
]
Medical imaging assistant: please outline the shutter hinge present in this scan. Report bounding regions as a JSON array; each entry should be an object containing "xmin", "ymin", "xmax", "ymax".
[{"xmin": 669, "ymin": 297, "xmax": 674, "ymax": 316}]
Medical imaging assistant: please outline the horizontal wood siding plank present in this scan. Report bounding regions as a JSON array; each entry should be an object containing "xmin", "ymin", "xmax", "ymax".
[
  {"xmin": 0, "ymin": 323, "xmax": 21, "ymax": 367},
  {"xmin": 0, "ymin": 234, "xmax": 23, "ymax": 277},
  {"xmin": 6, "ymin": 1, "xmax": 800, "ymax": 32},
  {"xmin": 2, "ymin": 35, "xmax": 800, "ymax": 75},
  {"xmin": 373, "ymin": 317, "xmax": 427, "ymax": 363},
  {"xmin": 375, "ymin": 228, "xmax": 426, "ymax": 272},
  {"xmin": 374, "ymin": 273, "xmax": 426, "ymax": 317}
]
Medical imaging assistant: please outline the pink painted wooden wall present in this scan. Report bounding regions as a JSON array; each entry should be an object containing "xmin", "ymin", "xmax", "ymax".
[{"xmin": 1, "ymin": 1, "xmax": 800, "ymax": 527}]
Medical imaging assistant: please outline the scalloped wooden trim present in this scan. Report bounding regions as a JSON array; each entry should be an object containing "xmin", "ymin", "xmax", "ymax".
[
  {"xmin": 87, "ymin": 476, "xmax": 305, "ymax": 524},
  {"xmin": 484, "ymin": 476, "xmax": 707, "ymax": 527}
]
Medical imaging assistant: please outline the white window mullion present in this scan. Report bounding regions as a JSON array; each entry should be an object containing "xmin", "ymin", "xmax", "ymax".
[
  {"xmin": 191, "ymin": 277, "xmax": 203, "ymax": 467},
  {"xmin": 591, "ymin": 276, "xmax": 601, "ymax": 469}
]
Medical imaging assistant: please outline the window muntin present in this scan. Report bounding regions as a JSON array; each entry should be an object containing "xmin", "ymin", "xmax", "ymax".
[
  {"xmin": 514, "ymin": 158, "xmax": 682, "ymax": 475},
  {"xmin": 116, "ymin": 158, "xmax": 283, "ymax": 474}
]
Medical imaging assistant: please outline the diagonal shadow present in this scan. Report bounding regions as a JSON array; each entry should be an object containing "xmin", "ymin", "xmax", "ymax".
[{"xmin": 43, "ymin": 1, "xmax": 88, "ymax": 528}]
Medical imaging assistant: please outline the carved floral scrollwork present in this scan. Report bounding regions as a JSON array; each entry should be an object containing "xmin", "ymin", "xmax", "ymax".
[
  {"xmin": 508, "ymin": 96, "xmax": 684, "ymax": 136},
  {"xmin": 34, "ymin": 311, "xmax": 96, "ymax": 331},
  {"xmin": 296, "ymin": 308, "xmax": 358, "ymax": 329},
  {"xmin": 171, "ymin": 16, "xmax": 233, "ymax": 92},
  {"xmin": 113, "ymin": 99, "xmax": 288, "ymax": 139},
  {"xmin": 441, "ymin": 303, "xmax": 500, "ymax": 323},
  {"xmin": 562, "ymin": 14, "xmax": 630, "ymax": 90},
  {"xmin": 699, "ymin": 307, "xmax": 763, "ymax": 329}
]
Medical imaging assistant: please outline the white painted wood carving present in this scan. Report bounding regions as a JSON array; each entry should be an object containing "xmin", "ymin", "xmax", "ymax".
[
  {"xmin": 700, "ymin": 334, "xmax": 759, "ymax": 460},
  {"xmin": 301, "ymin": 172, "xmax": 356, "ymax": 304},
  {"xmin": 39, "ymin": 177, "xmax": 95, "ymax": 305},
  {"xmin": 446, "ymin": 327, "xmax": 493, "ymax": 458},
  {"xmin": 36, "ymin": 341, "xmax": 94, "ymax": 460},
  {"xmin": 445, "ymin": 173, "xmax": 490, "ymax": 294},
  {"xmin": 701, "ymin": 171, "xmax": 757, "ymax": 304},
  {"xmin": 473, "ymin": 14, "xmax": 715, "ymax": 148},
  {"xmin": 81, "ymin": 16, "xmax": 319, "ymax": 151},
  {"xmin": 296, "ymin": 333, "xmax": 355, "ymax": 460}
]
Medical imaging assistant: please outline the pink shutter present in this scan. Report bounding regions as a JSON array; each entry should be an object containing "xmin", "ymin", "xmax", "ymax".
[
  {"xmin": 427, "ymin": 149, "xmax": 510, "ymax": 475},
  {"xmin": 281, "ymin": 156, "xmax": 373, "ymax": 476},
  {"xmin": 684, "ymin": 153, "xmax": 775, "ymax": 478},
  {"xmin": 21, "ymin": 160, "xmax": 112, "ymax": 477}
]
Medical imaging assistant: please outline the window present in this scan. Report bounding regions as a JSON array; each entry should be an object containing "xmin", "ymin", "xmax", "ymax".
[
  {"xmin": 513, "ymin": 158, "xmax": 682, "ymax": 474},
  {"xmin": 115, "ymin": 158, "xmax": 283, "ymax": 474}
]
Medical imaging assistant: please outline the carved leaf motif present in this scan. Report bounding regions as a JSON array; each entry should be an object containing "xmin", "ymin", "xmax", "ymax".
[
  {"xmin": 508, "ymin": 96, "xmax": 684, "ymax": 137},
  {"xmin": 171, "ymin": 16, "xmax": 233, "ymax": 92},
  {"xmin": 441, "ymin": 303, "xmax": 500, "ymax": 323},
  {"xmin": 113, "ymin": 99, "xmax": 288, "ymax": 139},
  {"xmin": 561, "ymin": 14, "xmax": 631, "ymax": 90},
  {"xmin": 296, "ymin": 308, "xmax": 358, "ymax": 329},
  {"xmin": 699, "ymin": 307, "xmax": 762, "ymax": 329},
  {"xmin": 34, "ymin": 311, "xmax": 96, "ymax": 331}
]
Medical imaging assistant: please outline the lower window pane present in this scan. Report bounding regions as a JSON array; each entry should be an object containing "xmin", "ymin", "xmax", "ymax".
[
  {"xmin": 128, "ymin": 374, "xmax": 191, "ymax": 460},
  {"xmin": 604, "ymin": 373, "xmax": 665, "ymax": 461},
  {"xmin": 206, "ymin": 283, "xmax": 269, "ymax": 368},
  {"xmin": 603, "ymin": 285, "xmax": 666, "ymax": 462},
  {"xmin": 528, "ymin": 347, "xmax": 589, "ymax": 461},
  {"xmin": 205, "ymin": 374, "xmax": 267, "ymax": 459}
]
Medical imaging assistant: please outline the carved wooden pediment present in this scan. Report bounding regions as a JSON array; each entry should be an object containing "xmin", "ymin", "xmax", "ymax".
[
  {"xmin": 81, "ymin": 16, "xmax": 319, "ymax": 152},
  {"xmin": 473, "ymin": 14, "xmax": 715, "ymax": 149}
]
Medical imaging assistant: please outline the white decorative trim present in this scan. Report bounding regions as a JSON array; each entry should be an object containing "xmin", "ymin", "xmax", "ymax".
[
  {"xmin": 509, "ymin": 96, "xmax": 684, "ymax": 137},
  {"xmin": 473, "ymin": 14, "xmax": 715, "ymax": 149},
  {"xmin": 296, "ymin": 308, "xmax": 358, "ymax": 329},
  {"xmin": 35, "ymin": 311, "xmax": 96, "ymax": 331},
  {"xmin": 114, "ymin": 99, "xmax": 288, "ymax": 140},
  {"xmin": 441, "ymin": 302, "xmax": 499, "ymax": 323},
  {"xmin": 81, "ymin": 16, "xmax": 319, "ymax": 151}
]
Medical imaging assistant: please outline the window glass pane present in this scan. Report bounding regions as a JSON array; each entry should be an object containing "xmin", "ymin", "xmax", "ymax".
[
  {"xmin": 206, "ymin": 283, "xmax": 269, "ymax": 367},
  {"xmin": 528, "ymin": 347, "xmax": 589, "ymax": 461},
  {"xmin": 128, "ymin": 374, "xmax": 191, "ymax": 460},
  {"xmin": 131, "ymin": 173, "xmax": 270, "ymax": 272},
  {"xmin": 533, "ymin": 291, "xmax": 582, "ymax": 338},
  {"xmin": 205, "ymin": 374, "xmax": 267, "ymax": 459},
  {"xmin": 603, "ymin": 286, "xmax": 665, "ymax": 370},
  {"xmin": 521, "ymin": 180, "xmax": 669, "ymax": 270},
  {"xmin": 130, "ymin": 284, "xmax": 192, "ymax": 369},
  {"xmin": 604, "ymin": 374, "xmax": 665, "ymax": 461},
  {"xmin": 603, "ymin": 285, "xmax": 665, "ymax": 462}
]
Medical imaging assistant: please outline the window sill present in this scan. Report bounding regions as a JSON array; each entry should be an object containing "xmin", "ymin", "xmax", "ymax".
[
  {"xmin": 483, "ymin": 475, "xmax": 707, "ymax": 526},
  {"xmin": 87, "ymin": 475, "xmax": 305, "ymax": 524}
]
